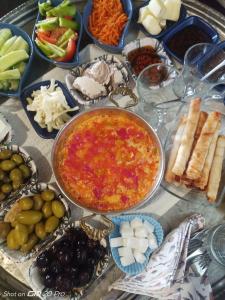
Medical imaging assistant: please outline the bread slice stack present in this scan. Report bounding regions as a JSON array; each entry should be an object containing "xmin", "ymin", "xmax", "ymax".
[{"xmin": 165, "ymin": 97, "xmax": 225, "ymax": 203}]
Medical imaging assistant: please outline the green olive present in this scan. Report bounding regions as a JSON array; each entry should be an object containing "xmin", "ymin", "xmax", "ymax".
[
  {"xmin": 41, "ymin": 189, "xmax": 55, "ymax": 202},
  {"xmin": 18, "ymin": 164, "xmax": 31, "ymax": 179},
  {"xmin": 35, "ymin": 222, "xmax": 47, "ymax": 240},
  {"xmin": 33, "ymin": 194, "xmax": 44, "ymax": 211},
  {"xmin": 52, "ymin": 200, "xmax": 65, "ymax": 219},
  {"xmin": 0, "ymin": 169, "xmax": 5, "ymax": 181},
  {"xmin": 45, "ymin": 216, "xmax": 59, "ymax": 233},
  {"xmin": 42, "ymin": 202, "xmax": 53, "ymax": 218},
  {"xmin": 11, "ymin": 220, "xmax": 19, "ymax": 227},
  {"xmin": 14, "ymin": 223, "xmax": 29, "ymax": 246},
  {"xmin": 0, "ymin": 192, "xmax": 6, "ymax": 201},
  {"xmin": 11, "ymin": 154, "xmax": 24, "ymax": 166},
  {"xmin": 7, "ymin": 229, "xmax": 20, "ymax": 250},
  {"xmin": 0, "ymin": 221, "xmax": 11, "ymax": 239},
  {"xmin": 0, "ymin": 160, "xmax": 16, "ymax": 171},
  {"xmin": 1, "ymin": 183, "xmax": 12, "ymax": 194},
  {"xmin": 27, "ymin": 224, "xmax": 34, "ymax": 234},
  {"xmin": 19, "ymin": 197, "xmax": 33, "ymax": 210},
  {"xmin": 9, "ymin": 168, "xmax": 23, "ymax": 182},
  {"xmin": 16, "ymin": 211, "xmax": 43, "ymax": 225},
  {"xmin": 20, "ymin": 233, "xmax": 38, "ymax": 253},
  {"xmin": 0, "ymin": 149, "xmax": 13, "ymax": 160},
  {"xmin": 12, "ymin": 179, "xmax": 23, "ymax": 191}
]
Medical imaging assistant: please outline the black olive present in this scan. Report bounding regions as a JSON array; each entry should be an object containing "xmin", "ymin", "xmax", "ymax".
[
  {"xmin": 51, "ymin": 261, "xmax": 62, "ymax": 275},
  {"xmin": 44, "ymin": 273, "xmax": 55, "ymax": 288},
  {"xmin": 37, "ymin": 251, "xmax": 51, "ymax": 268}
]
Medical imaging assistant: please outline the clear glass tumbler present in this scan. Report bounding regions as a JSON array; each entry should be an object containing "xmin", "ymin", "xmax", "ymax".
[
  {"xmin": 136, "ymin": 63, "xmax": 179, "ymax": 129},
  {"xmin": 173, "ymin": 43, "xmax": 225, "ymax": 101}
]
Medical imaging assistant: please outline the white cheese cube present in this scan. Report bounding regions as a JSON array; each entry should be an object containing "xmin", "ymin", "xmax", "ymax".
[
  {"xmin": 133, "ymin": 250, "xmax": 146, "ymax": 264},
  {"xmin": 143, "ymin": 220, "xmax": 155, "ymax": 233},
  {"xmin": 148, "ymin": 233, "xmax": 158, "ymax": 250},
  {"xmin": 147, "ymin": 0, "xmax": 166, "ymax": 18},
  {"xmin": 130, "ymin": 218, "xmax": 143, "ymax": 229},
  {"xmin": 123, "ymin": 237, "xmax": 140, "ymax": 247},
  {"xmin": 110, "ymin": 237, "xmax": 123, "ymax": 248},
  {"xmin": 163, "ymin": 0, "xmax": 181, "ymax": 21},
  {"xmin": 120, "ymin": 254, "xmax": 135, "ymax": 266},
  {"xmin": 134, "ymin": 226, "xmax": 148, "ymax": 238},
  {"xmin": 120, "ymin": 227, "xmax": 133, "ymax": 238},
  {"xmin": 120, "ymin": 222, "xmax": 130, "ymax": 231},
  {"xmin": 118, "ymin": 246, "xmax": 133, "ymax": 257},
  {"xmin": 138, "ymin": 6, "xmax": 151, "ymax": 23},
  {"xmin": 142, "ymin": 15, "xmax": 162, "ymax": 35}
]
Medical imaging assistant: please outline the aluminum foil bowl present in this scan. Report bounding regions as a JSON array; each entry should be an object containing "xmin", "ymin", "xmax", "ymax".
[{"xmin": 51, "ymin": 107, "xmax": 165, "ymax": 214}]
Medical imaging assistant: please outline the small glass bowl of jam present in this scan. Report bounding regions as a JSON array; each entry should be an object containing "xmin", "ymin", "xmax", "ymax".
[{"xmin": 122, "ymin": 37, "xmax": 172, "ymax": 78}]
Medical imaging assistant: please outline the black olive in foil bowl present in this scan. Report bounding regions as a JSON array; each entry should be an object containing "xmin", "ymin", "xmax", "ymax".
[{"xmin": 29, "ymin": 214, "xmax": 113, "ymax": 300}]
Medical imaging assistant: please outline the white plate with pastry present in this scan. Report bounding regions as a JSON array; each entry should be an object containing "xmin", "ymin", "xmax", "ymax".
[{"xmin": 162, "ymin": 97, "xmax": 225, "ymax": 206}]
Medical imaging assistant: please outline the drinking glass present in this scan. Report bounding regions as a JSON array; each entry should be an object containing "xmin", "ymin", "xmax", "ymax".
[
  {"xmin": 173, "ymin": 43, "xmax": 225, "ymax": 101},
  {"xmin": 135, "ymin": 63, "xmax": 179, "ymax": 129},
  {"xmin": 207, "ymin": 223, "xmax": 225, "ymax": 266}
]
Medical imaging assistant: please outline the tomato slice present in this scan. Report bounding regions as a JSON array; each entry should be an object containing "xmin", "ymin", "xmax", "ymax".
[
  {"xmin": 50, "ymin": 27, "xmax": 68, "ymax": 41},
  {"xmin": 36, "ymin": 31, "xmax": 57, "ymax": 44},
  {"xmin": 64, "ymin": 16, "xmax": 73, "ymax": 20},
  {"xmin": 55, "ymin": 38, "xmax": 76, "ymax": 62}
]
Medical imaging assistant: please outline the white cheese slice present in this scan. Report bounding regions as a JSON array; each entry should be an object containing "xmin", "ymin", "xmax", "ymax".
[
  {"xmin": 120, "ymin": 255, "xmax": 135, "ymax": 267},
  {"xmin": 138, "ymin": 6, "xmax": 151, "ymax": 23},
  {"xmin": 147, "ymin": 0, "xmax": 166, "ymax": 19},
  {"xmin": 118, "ymin": 246, "xmax": 133, "ymax": 257},
  {"xmin": 163, "ymin": 0, "xmax": 181, "ymax": 21},
  {"xmin": 142, "ymin": 15, "xmax": 162, "ymax": 35},
  {"xmin": 0, "ymin": 119, "xmax": 10, "ymax": 142}
]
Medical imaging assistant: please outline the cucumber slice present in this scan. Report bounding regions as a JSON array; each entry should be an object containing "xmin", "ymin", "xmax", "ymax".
[
  {"xmin": 0, "ymin": 50, "xmax": 29, "ymax": 72},
  {"xmin": 0, "ymin": 29, "xmax": 12, "ymax": 49}
]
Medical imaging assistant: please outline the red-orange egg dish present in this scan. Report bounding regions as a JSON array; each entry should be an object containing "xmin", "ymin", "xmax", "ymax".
[{"xmin": 55, "ymin": 112, "xmax": 160, "ymax": 212}]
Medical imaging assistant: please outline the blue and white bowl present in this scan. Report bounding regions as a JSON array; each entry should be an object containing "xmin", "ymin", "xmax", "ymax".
[
  {"xmin": 32, "ymin": 0, "xmax": 83, "ymax": 69},
  {"xmin": 0, "ymin": 23, "xmax": 34, "ymax": 98},
  {"xmin": 83, "ymin": 0, "xmax": 133, "ymax": 53},
  {"xmin": 109, "ymin": 214, "xmax": 164, "ymax": 275}
]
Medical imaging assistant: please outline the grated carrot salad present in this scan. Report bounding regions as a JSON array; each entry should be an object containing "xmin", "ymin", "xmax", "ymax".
[{"xmin": 88, "ymin": 0, "xmax": 128, "ymax": 46}]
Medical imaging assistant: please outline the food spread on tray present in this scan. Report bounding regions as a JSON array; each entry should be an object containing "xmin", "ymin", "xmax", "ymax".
[
  {"xmin": 35, "ymin": 227, "xmax": 107, "ymax": 293},
  {"xmin": 88, "ymin": 0, "xmax": 128, "ymax": 46},
  {"xmin": 35, "ymin": 0, "xmax": 79, "ymax": 62},
  {"xmin": 110, "ymin": 218, "xmax": 158, "ymax": 266},
  {"xmin": 138, "ymin": 0, "xmax": 182, "ymax": 35},
  {"xmin": 67, "ymin": 55, "xmax": 129, "ymax": 103},
  {"xmin": 165, "ymin": 98, "xmax": 225, "ymax": 203},
  {"xmin": 1, "ymin": 188, "xmax": 65, "ymax": 252},
  {"xmin": 1, "ymin": 0, "xmax": 225, "ymax": 294},
  {"xmin": 26, "ymin": 79, "xmax": 79, "ymax": 132},
  {"xmin": 0, "ymin": 28, "xmax": 29, "ymax": 92},
  {"xmin": 166, "ymin": 25, "xmax": 212, "ymax": 60},
  {"xmin": 55, "ymin": 112, "xmax": 160, "ymax": 212}
]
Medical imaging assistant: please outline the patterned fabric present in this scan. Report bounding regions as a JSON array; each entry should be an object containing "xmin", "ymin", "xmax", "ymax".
[{"xmin": 110, "ymin": 214, "xmax": 213, "ymax": 300}]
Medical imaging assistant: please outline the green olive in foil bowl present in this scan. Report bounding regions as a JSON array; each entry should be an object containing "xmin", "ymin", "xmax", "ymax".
[{"xmin": 0, "ymin": 182, "xmax": 70, "ymax": 262}]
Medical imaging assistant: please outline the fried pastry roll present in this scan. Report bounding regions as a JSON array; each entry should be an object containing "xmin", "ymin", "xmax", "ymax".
[
  {"xmin": 165, "ymin": 116, "xmax": 187, "ymax": 183},
  {"xmin": 207, "ymin": 135, "xmax": 225, "ymax": 202},
  {"xmin": 172, "ymin": 98, "xmax": 201, "ymax": 176},
  {"xmin": 186, "ymin": 111, "xmax": 221, "ymax": 180},
  {"xmin": 194, "ymin": 121, "xmax": 221, "ymax": 190}
]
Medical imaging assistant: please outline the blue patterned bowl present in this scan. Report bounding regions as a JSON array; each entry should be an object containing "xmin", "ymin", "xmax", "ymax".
[
  {"xmin": 0, "ymin": 23, "xmax": 34, "ymax": 98},
  {"xmin": 83, "ymin": 0, "xmax": 133, "ymax": 53},
  {"xmin": 32, "ymin": 0, "xmax": 83, "ymax": 69},
  {"xmin": 109, "ymin": 214, "xmax": 164, "ymax": 275}
]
